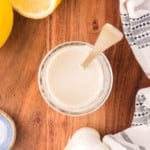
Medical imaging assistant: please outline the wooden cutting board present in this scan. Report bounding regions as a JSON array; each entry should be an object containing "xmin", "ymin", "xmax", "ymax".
[{"xmin": 0, "ymin": 0, "xmax": 150, "ymax": 149}]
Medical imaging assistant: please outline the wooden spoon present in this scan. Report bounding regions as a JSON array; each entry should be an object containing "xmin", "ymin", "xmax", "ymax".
[{"xmin": 82, "ymin": 23, "xmax": 123, "ymax": 68}]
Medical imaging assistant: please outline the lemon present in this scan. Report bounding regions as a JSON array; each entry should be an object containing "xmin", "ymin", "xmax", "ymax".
[
  {"xmin": 10, "ymin": 0, "xmax": 62, "ymax": 19},
  {"xmin": 0, "ymin": 0, "xmax": 14, "ymax": 48}
]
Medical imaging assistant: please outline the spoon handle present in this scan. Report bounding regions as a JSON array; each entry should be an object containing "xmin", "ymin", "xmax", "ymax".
[{"xmin": 82, "ymin": 23, "xmax": 123, "ymax": 68}]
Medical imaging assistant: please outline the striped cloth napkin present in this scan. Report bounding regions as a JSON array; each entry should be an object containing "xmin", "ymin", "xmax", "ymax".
[
  {"xmin": 102, "ymin": 1, "xmax": 150, "ymax": 149},
  {"xmin": 103, "ymin": 87, "xmax": 150, "ymax": 150},
  {"xmin": 119, "ymin": 0, "xmax": 150, "ymax": 79}
]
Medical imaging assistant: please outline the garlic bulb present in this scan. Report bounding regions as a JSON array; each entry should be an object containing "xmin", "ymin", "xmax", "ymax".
[{"xmin": 64, "ymin": 127, "xmax": 110, "ymax": 150}]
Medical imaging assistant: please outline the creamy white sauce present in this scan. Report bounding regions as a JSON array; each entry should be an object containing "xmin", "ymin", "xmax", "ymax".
[{"xmin": 46, "ymin": 44, "xmax": 104, "ymax": 108}]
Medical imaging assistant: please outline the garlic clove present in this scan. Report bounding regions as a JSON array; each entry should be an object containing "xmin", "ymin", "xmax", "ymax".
[
  {"xmin": 64, "ymin": 127, "xmax": 109, "ymax": 150},
  {"xmin": 71, "ymin": 127, "xmax": 100, "ymax": 141},
  {"xmin": 66, "ymin": 137, "xmax": 106, "ymax": 150}
]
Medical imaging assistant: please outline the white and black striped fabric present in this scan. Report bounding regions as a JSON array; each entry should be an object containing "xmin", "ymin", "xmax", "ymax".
[
  {"xmin": 102, "ymin": 1, "xmax": 150, "ymax": 149},
  {"xmin": 132, "ymin": 88, "xmax": 150, "ymax": 127},
  {"xmin": 103, "ymin": 87, "xmax": 150, "ymax": 150},
  {"xmin": 119, "ymin": 0, "xmax": 150, "ymax": 79}
]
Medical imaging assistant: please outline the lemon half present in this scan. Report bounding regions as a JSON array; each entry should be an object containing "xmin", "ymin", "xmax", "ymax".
[
  {"xmin": 10, "ymin": 0, "xmax": 62, "ymax": 19},
  {"xmin": 0, "ymin": 0, "xmax": 13, "ymax": 48}
]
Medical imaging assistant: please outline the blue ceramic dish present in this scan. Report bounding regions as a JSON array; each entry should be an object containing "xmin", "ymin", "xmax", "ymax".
[{"xmin": 0, "ymin": 110, "xmax": 16, "ymax": 150}]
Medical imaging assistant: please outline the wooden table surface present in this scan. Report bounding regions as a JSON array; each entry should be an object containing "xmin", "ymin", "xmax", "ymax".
[{"xmin": 1, "ymin": 0, "xmax": 150, "ymax": 149}]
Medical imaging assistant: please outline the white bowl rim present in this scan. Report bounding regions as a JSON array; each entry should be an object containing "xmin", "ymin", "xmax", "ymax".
[{"xmin": 38, "ymin": 41, "xmax": 113, "ymax": 116}]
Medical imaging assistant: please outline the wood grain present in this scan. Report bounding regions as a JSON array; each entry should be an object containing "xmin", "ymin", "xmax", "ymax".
[{"xmin": 0, "ymin": 0, "xmax": 150, "ymax": 149}]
